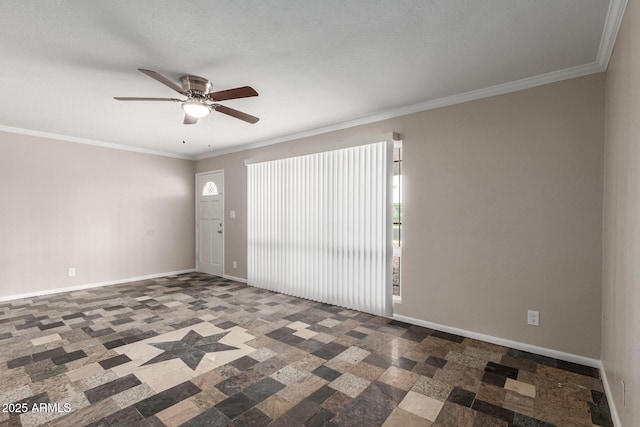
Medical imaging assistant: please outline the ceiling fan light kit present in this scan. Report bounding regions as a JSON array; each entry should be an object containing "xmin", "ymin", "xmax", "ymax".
[
  {"xmin": 115, "ymin": 69, "xmax": 259, "ymax": 125},
  {"xmin": 182, "ymin": 99, "xmax": 211, "ymax": 118}
]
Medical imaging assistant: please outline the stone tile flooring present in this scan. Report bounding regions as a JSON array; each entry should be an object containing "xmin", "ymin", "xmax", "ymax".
[{"xmin": 0, "ymin": 273, "xmax": 613, "ymax": 426}]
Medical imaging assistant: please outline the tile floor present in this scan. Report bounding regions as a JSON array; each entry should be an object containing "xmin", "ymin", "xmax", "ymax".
[{"xmin": 0, "ymin": 273, "xmax": 613, "ymax": 426}]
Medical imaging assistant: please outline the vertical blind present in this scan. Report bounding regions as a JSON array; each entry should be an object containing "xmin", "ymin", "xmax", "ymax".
[{"xmin": 247, "ymin": 140, "xmax": 393, "ymax": 316}]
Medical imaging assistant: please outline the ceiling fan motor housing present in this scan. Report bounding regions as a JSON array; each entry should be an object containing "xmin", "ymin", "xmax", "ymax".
[
  {"xmin": 114, "ymin": 69, "xmax": 259, "ymax": 124},
  {"xmin": 180, "ymin": 75, "xmax": 212, "ymax": 97}
]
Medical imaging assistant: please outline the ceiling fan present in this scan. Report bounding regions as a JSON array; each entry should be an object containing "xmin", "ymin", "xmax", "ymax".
[{"xmin": 114, "ymin": 69, "xmax": 259, "ymax": 125}]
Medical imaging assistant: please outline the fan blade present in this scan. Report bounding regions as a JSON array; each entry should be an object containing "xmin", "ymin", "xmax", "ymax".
[
  {"xmin": 138, "ymin": 69, "xmax": 188, "ymax": 96},
  {"xmin": 207, "ymin": 86, "xmax": 258, "ymax": 101},
  {"xmin": 212, "ymin": 104, "xmax": 259, "ymax": 124},
  {"xmin": 183, "ymin": 114, "xmax": 198, "ymax": 125},
  {"xmin": 114, "ymin": 97, "xmax": 182, "ymax": 102}
]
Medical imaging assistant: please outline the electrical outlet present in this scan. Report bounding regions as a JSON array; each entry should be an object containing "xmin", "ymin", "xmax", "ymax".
[
  {"xmin": 68, "ymin": 268, "xmax": 76, "ymax": 277},
  {"xmin": 230, "ymin": 210, "xmax": 236, "ymax": 219},
  {"xmin": 233, "ymin": 261, "xmax": 237, "ymax": 269},
  {"xmin": 527, "ymin": 310, "xmax": 539, "ymax": 326}
]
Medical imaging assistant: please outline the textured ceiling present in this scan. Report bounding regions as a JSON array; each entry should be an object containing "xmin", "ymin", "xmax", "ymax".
[{"xmin": 0, "ymin": 1, "xmax": 622, "ymax": 158}]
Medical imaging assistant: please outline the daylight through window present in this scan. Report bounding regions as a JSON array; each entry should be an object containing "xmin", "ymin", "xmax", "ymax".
[
  {"xmin": 393, "ymin": 142, "xmax": 402, "ymax": 298},
  {"xmin": 202, "ymin": 181, "xmax": 219, "ymax": 196}
]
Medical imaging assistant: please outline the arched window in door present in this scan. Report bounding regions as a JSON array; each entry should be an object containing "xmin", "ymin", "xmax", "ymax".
[{"xmin": 202, "ymin": 181, "xmax": 219, "ymax": 196}]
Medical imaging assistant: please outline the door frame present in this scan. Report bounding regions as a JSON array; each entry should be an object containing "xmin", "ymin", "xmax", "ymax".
[{"xmin": 195, "ymin": 170, "xmax": 224, "ymax": 276}]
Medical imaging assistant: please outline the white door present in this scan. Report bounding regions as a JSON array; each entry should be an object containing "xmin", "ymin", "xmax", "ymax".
[{"xmin": 196, "ymin": 171, "xmax": 224, "ymax": 276}]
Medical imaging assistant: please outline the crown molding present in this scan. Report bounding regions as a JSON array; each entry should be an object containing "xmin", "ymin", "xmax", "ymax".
[
  {"xmin": 195, "ymin": 61, "xmax": 603, "ymax": 161},
  {"xmin": 597, "ymin": 0, "xmax": 628, "ymax": 68},
  {"xmin": 244, "ymin": 132, "xmax": 399, "ymax": 165},
  {"xmin": 0, "ymin": 125, "xmax": 194, "ymax": 160},
  {"xmin": 3, "ymin": 1, "xmax": 627, "ymax": 162},
  {"xmin": 197, "ymin": 0, "xmax": 627, "ymax": 161}
]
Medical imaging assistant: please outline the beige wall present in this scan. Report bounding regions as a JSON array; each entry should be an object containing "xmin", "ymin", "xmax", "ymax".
[
  {"xmin": 0, "ymin": 132, "xmax": 195, "ymax": 298},
  {"xmin": 603, "ymin": 0, "xmax": 640, "ymax": 424},
  {"xmin": 198, "ymin": 73, "xmax": 604, "ymax": 358},
  {"xmin": 0, "ymin": 73, "xmax": 604, "ymax": 360}
]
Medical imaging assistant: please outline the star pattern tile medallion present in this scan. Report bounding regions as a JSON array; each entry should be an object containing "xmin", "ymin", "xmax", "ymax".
[
  {"xmin": 110, "ymin": 321, "xmax": 256, "ymax": 392},
  {"xmin": 142, "ymin": 330, "xmax": 239, "ymax": 370}
]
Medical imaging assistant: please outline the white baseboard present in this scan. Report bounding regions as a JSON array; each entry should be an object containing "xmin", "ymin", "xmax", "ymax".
[
  {"xmin": 222, "ymin": 274, "xmax": 248, "ymax": 283},
  {"xmin": 0, "ymin": 269, "xmax": 196, "ymax": 302},
  {"xmin": 394, "ymin": 313, "xmax": 622, "ymax": 425},
  {"xmin": 392, "ymin": 313, "xmax": 600, "ymax": 368},
  {"xmin": 599, "ymin": 362, "xmax": 622, "ymax": 427}
]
